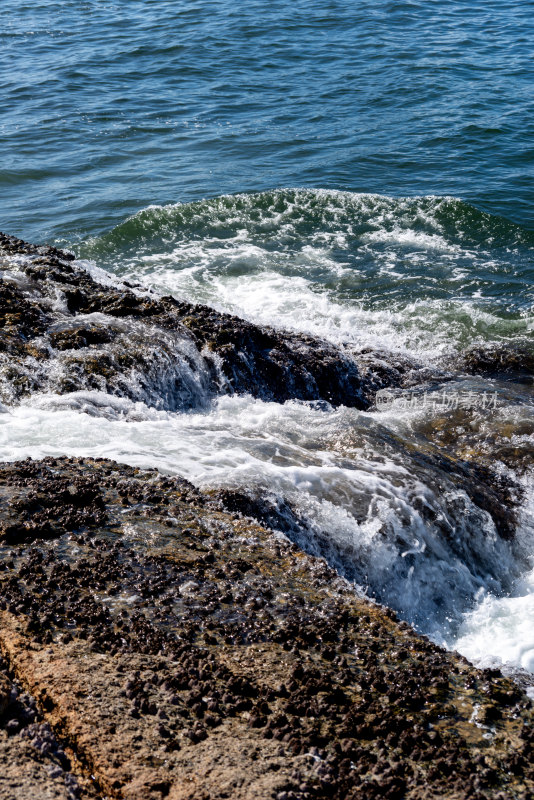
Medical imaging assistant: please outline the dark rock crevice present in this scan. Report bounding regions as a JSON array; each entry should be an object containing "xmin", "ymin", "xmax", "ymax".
[{"xmin": 0, "ymin": 651, "xmax": 101, "ymax": 799}]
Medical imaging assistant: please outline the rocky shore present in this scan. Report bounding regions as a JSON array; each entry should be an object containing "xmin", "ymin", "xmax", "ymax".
[
  {"xmin": 0, "ymin": 456, "xmax": 532, "ymax": 800},
  {"xmin": 0, "ymin": 233, "xmax": 533, "ymax": 798}
]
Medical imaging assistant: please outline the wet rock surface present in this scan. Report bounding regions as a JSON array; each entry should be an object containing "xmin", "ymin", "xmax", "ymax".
[
  {"xmin": 456, "ymin": 342, "xmax": 534, "ymax": 385},
  {"xmin": 1, "ymin": 230, "xmax": 525, "ymax": 550},
  {"xmin": 0, "ymin": 469, "xmax": 107, "ymax": 545},
  {"xmin": 0, "ymin": 456, "xmax": 532, "ymax": 799},
  {"xmin": 0, "ymin": 231, "xmax": 442, "ymax": 411}
]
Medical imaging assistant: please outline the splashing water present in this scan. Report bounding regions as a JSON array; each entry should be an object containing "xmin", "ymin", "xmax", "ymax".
[{"xmin": 1, "ymin": 189, "xmax": 533, "ymax": 684}]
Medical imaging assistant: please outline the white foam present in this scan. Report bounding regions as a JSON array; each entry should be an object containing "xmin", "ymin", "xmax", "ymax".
[
  {"xmin": 0, "ymin": 391, "xmax": 528, "ymax": 638},
  {"xmin": 81, "ymin": 189, "xmax": 530, "ymax": 362},
  {"xmin": 453, "ymin": 569, "xmax": 534, "ymax": 674},
  {"xmin": 119, "ymin": 264, "xmax": 530, "ymax": 362},
  {"xmin": 361, "ymin": 227, "xmax": 459, "ymax": 253},
  {"xmin": 28, "ymin": 390, "xmax": 171, "ymax": 421},
  {"xmin": 452, "ymin": 478, "xmax": 534, "ymax": 678}
]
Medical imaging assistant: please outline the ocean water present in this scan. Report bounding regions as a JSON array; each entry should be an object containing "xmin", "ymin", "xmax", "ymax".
[{"xmin": 1, "ymin": 1, "xmax": 533, "ymax": 682}]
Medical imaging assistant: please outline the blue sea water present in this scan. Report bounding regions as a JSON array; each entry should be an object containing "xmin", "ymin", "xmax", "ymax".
[
  {"xmin": 1, "ymin": 0, "xmax": 533, "ymax": 240},
  {"xmin": 1, "ymin": 1, "xmax": 534, "ymax": 676}
]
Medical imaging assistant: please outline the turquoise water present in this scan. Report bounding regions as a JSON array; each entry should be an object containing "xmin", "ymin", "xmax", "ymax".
[{"xmin": 1, "ymin": 0, "xmax": 534, "ymax": 241}]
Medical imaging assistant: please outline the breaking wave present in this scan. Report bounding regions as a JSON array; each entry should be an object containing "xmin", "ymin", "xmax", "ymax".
[
  {"xmin": 2, "ymin": 190, "xmax": 533, "ymax": 685},
  {"xmin": 79, "ymin": 189, "xmax": 534, "ymax": 360}
]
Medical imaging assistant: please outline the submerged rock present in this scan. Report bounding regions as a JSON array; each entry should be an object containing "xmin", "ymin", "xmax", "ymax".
[{"xmin": 0, "ymin": 456, "xmax": 532, "ymax": 800}]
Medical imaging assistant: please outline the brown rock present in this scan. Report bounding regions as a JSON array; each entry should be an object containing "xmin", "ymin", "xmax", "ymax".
[
  {"xmin": 0, "ymin": 456, "xmax": 532, "ymax": 800},
  {"xmin": 0, "ymin": 672, "xmax": 10, "ymax": 717}
]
